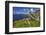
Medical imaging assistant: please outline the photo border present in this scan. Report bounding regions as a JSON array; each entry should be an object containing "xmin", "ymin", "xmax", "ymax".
[{"xmin": 5, "ymin": 1, "xmax": 45, "ymax": 34}]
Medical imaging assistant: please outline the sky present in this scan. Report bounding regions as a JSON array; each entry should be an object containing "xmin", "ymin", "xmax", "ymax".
[{"xmin": 13, "ymin": 7, "xmax": 40, "ymax": 14}]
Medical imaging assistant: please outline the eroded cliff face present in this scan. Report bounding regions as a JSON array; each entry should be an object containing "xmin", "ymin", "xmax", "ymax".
[{"xmin": 28, "ymin": 10, "xmax": 40, "ymax": 21}]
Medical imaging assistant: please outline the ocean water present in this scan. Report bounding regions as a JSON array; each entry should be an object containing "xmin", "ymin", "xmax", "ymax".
[{"xmin": 13, "ymin": 14, "xmax": 29, "ymax": 21}]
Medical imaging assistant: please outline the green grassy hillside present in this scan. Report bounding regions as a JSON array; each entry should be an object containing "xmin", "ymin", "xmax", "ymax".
[{"xmin": 13, "ymin": 19, "xmax": 40, "ymax": 28}]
